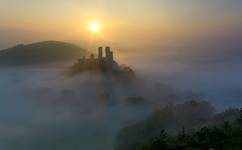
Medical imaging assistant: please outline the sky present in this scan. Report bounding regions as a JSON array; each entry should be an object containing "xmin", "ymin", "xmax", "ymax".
[{"xmin": 0, "ymin": 0, "xmax": 242, "ymax": 50}]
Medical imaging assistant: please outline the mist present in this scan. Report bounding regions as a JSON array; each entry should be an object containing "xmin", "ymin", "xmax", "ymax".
[
  {"xmin": 115, "ymin": 30, "xmax": 242, "ymax": 110},
  {"xmin": 0, "ymin": 27, "xmax": 242, "ymax": 149},
  {"xmin": 0, "ymin": 46, "xmax": 241, "ymax": 149},
  {"xmin": 0, "ymin": 64, "xmax": 169, "ymax": 150}
]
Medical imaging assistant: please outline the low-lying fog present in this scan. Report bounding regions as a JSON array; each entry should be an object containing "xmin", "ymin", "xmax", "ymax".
[
  {"xmin": 130, "ymin": 59, "xmax": 242, "ymax": 110},
  {"xmin": 0, "ymin": 47, "xmax": 242, "ymax": 150}
]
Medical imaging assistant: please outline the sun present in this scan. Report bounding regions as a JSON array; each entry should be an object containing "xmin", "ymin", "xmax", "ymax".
[{"xmin": 88, "ymin": 22, "xmax": 101, "ymax": 33}]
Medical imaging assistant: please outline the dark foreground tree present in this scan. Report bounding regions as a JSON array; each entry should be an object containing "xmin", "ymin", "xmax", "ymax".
[{"xmin": 116, "ymin": 109, "xmax": 242, "ymax": 150}]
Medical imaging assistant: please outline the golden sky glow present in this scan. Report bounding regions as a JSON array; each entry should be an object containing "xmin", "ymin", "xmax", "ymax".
[
  {"xmin": 0, "ymin": 0, "xmax": 242, "ymax": 50},
  {"xmin": 88, "ymin": 22, "xmax": 101, "ymax": 33}
]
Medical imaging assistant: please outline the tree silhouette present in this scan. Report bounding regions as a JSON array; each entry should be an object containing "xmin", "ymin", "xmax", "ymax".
[{"xmin": 117, "ymin": 109, "xmax": 242, "ymax": 150}]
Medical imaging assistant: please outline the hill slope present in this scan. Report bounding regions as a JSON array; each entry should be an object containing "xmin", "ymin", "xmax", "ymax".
[{"xmin": 0, "ymin": 41, "xmax": 89, "ymax": 65}]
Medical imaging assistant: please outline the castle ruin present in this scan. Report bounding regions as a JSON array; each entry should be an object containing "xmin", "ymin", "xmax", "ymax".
[
  {"xmin": 70, "ymin": 46, "xmax": 135, "ymax": 79},
  {"xmin": 78, "ymin": 46, "xmax": 115, "ymax": 66}
]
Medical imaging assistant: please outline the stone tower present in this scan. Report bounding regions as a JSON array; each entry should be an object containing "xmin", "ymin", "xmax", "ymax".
[
  {"xmin": 105, "ymin": 46, "xmax": 113, "ymax": 63},
  {"xmin": 98, "ymin": 47, "xmax": 103, "ymax": 64}
]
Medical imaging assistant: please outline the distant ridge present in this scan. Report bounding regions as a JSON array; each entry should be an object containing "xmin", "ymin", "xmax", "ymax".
[{"xmin": 0, "ymin": 41, "xmax": 89, "ymax": 65}]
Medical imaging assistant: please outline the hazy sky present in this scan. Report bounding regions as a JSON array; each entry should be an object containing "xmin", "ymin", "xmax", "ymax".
[{"xmin": 0, "ymin": 0, "xmax": 242, "ymax": 50}]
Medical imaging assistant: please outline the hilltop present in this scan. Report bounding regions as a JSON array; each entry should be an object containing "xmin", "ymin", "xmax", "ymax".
[
  {"xmin": 0, "ymin": 41, "xmax": 88, "ymax": 65},
  {"xmin": 68, "ymin": 46, "xmax": 136, "ymax": 81}
]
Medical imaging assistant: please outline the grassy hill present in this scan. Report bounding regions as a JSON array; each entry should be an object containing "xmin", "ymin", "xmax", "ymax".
[{"xmin": 0, "ymin": 41, "xmax": 89, "ymax": 65}]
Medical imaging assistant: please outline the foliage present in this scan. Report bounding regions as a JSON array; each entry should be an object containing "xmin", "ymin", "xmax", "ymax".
[
  {"xmin": 68, "ymin": 59, "xmax": 136, "ymax": 81},
  {"xmin": 117, "ymin": 109, "xmax": 242, "ymax": 150},
  {"xmin": 115, "ymin": 101, "xmax": 217, "ymax": 150}
]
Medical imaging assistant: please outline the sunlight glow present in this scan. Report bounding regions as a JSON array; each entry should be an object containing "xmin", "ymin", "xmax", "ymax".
[{"xmin": 88, "ymin": 22, "xmax": 101, "ymax": 33}]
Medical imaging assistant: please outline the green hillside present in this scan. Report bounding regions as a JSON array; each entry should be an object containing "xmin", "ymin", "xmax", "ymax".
[{"xmin": 0, "ymin": 41, "xmax": 89, "ymax": 65}]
